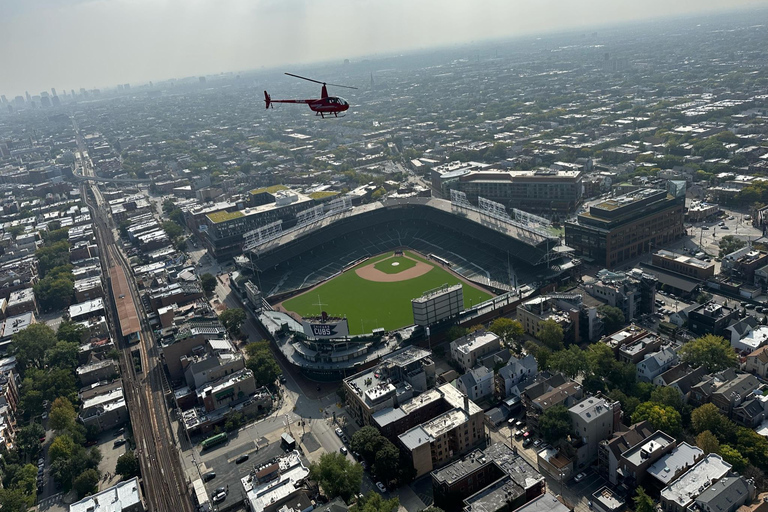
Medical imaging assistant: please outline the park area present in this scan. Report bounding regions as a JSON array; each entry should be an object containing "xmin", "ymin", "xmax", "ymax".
[{"xmin": 280, "ymin": 251, "xmax": 493, "ymax": 334}]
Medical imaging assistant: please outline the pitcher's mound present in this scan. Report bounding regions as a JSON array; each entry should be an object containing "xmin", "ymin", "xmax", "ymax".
[{"xmin": 355, "ymin": 260, "xmax": 433, "ymax": 282}]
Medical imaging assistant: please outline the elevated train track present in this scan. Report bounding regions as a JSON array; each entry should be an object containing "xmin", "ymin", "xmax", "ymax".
[{"xmin": 78, "ymin": 121, "xmax": 193, "ymax": 512}]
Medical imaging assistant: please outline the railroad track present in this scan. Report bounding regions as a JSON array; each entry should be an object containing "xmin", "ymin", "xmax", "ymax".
[{"xmin": 82, "ymin": 177, "xmax": 194, "ymax": 512}]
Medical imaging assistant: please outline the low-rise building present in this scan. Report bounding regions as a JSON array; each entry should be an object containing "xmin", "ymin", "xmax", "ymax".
[
  {"xmin": 398, "ymin": 391, "xmax": 484, "ymax": 478},
  {"xmin": 637, "ymin": 347, "xmax": 679, "ymax": 383},
  {"xmin": 584, "ymin": 269, "xmax": 657, "ymax": 322},
  {"xmin": 432, "ymin": 443, "xmax": 545, "ymax": 512},
  {"xmin": 68, "ymin": 477, "xmax": 144, "ymax": 512},
  {"xmin": 511, "ymin": 493, "xmax": 572, "ymax": 512},
  {"xmin": 617, "ymin": 430, "xmax": 677, "ymax": 491},
  {"xmin": 527, "ymin": 381, "xmax": 583, "ymax": 432},
  {"xmin": 457, "ymin": 366, "xmax": 494, "ymax": 402},
  {"xmin": 591, "ymin": 487, "xmax": 625, "ymax": 512},
  {"xmin": 495, "ymin": 354, "xmax": 538, "ymax": 399},
  {"xmin": 646, "ymin": 442, "xmax": 704, "ymax": 494},
  {"xmin": 569, "ymin": 396, "xmax": 622, "ymax": 469},
  {"xmin": 652, "ymin": 250, "xmax": 715, "ymax": 280},
  {"xmin": 517, "ymin": 297, "xmax": 577, "ymax": 343},
  {"xmin": 68, "ymin": 298, "xmax": 105, "ymax": 322},
  {"xmin": 5, "ymin": 288, "xmax": 36, "ymax": 317},
  {"xmin": 660, "ymin": 454, "xmax": 732, "ymax": 512},
  {"xmin": 746, "ymin": 346, "xmax": 768, "ymax": 378},
  {"xmin": 79, "ymin": 382, "xmax": 128, "ymax": 432},
  {"xmin": 344, "ymin": 346, "xmax": 435, "ymax": 427},
  {"xmin": 241, "ymin": 451, "xmax": 309, "ymax": 512},
  {"xmin": 451, "ymin": 331, "xmax": 501, "ymax": 373},
  {"xmin": 688, "ymin": 303, "xmax": 738, "ymax": 337},
  {"xmin": 598, "ymin": 421, "xmax": 655, "ymax": 486},
  {"xmin": 76, "ymin": 357, "xmax": 119, "ymax": 386},
  {"xmin": 710, "ymin": 373, "xmax": 760, "ymax": 417},
  {"xmin": 689, "ymin": 477, "xmax": 755, "ymax": 512}
]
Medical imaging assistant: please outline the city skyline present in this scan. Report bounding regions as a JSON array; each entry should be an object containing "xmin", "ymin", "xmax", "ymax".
[{"xmin": 1, "ymin": 0, "xmax": 767, "ymax": 97}]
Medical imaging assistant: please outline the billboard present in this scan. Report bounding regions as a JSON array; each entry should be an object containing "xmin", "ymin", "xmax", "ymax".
[
  {"xmin": 412, "ymin": 284, "xmax": 463, "ymax": 326},
  {"xmin": 302, "ymin": 314, "xmax": 350, "ymax": 339}
]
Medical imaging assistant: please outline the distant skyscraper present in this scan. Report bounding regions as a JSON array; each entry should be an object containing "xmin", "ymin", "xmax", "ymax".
[
  {"xmin": 117, "ymin": 84, "xmax": 124, "ymax": 92},
  {"xmin": 124, "ymin": 83, "xmax": 130, "ymax": 90},
  {"xmin": 51, "ymin": 88, "xmax": 56, "ymax": 97},
  {"xmin": 25, "ymin": 91, "xmax": 31, "ymax": 102},
  {"xmin": 199, "ymin": 76, "xmax": 206, "ymax": 84},
  {"xmin": 71, "ymin": 89, "xmax": 75, "ymax": 97},
  {"xmin": 0, "ymin": 95, "xmax": 6, "ymax": 104},
  {"xmin": 52, "ymin": 96, "xmax": 61, "ymax": 107},
  {"xmin": 370, "ymin": 72, "xmax": 374, "ymax": 89},
  {"xmin": 40, "ymin": 96, "xmax": 51, "ymax": 108},
  {"xmin": 14, "ymin": 96, "xmax": 24, "ymax": 107}
]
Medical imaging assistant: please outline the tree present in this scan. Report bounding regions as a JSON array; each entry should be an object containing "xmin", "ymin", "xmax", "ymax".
[
  {"xmin": 548, "ymin": 345, "xmax": 588, "ymax": 379},
  {"xmin": 219, "ymin": 308, "xmax": 246, "ymax": 336},
  {"xmin": 73, "ymin": 469, "xmax": 100, "ymax": 499},
  {"xmin": 696, "ymin": 292, "xmax": 713, "ymax": 305},
  {"xmin": 245, "ymin": 347, "xmax": 281, "ymax": 387},
  {"xmin": 719, "ymin": 445, "xmax": 749, "ymax": 472},
  {"xmin": 309, "ymin": 452, "xmax": 363, "ymax": 503},
  {"xmin": 695, "ymin": 431, "xmax": 720, "ymax": 455},
  {"xmin": 537, "ymin": 319, "xmax": 564, "ymax": 350},
  {"xmin": 351, "ymin": 427, "xmax": 385, "ymax": 463},
  {"xmin": 49, "ymin": 435, "xmax": 76, "ymax": 463},
  {"xmin": 34, "ymin": 268, "xmax": 75, "ymax": 312},
  {"xmin": 350, "ymin": 492, "xmax": 399, "ymax": 512},
  {"xmin": 489, "ymin": 318, "xmax": 523, "ymax": 348},
  {"xmin": 539, "ymin": 405, "xmax": 572, "ymax": 443},
  {"xmin": 598, "ymin": 305, "xmax": 625, "ymax": 334},
  {"xmin": 162, "ymin": 221, "xmax": 183, "ymax": 240},
  {"xmin": 16, "ymin": 423, "xmax": 45, "ymax": 456},
  {"xmin": 57, "ymin": 320, "xmax": 85, "ymax": 344},
  {"xmin": 35, "ymin": 240, "xmax": 70, "ymax": 277},
  {"xmin": 719, "ymin": 235, "xmax": 747, "ymax": 257},
  {"xmin": 649, "ymin": 386, "xmax": 683, "ymax": 411},
  {"xmin": 49, "ymin": 397, "xmax": 77, "ymax": 432},
  {"xmin": 632, "ymin": 402, "xmax": 682, "ymax": 436},
  {"xmin": 679, "ymin": 335, "xmax": 738, "ymax": 372},
  {"xmin": 45, "ymin": 341, "xmax": 79, "ymax": 370},
  {"xmin": 691, "ymin": 404, "xmax": 735, "ymax": 439},
  {"xmin": 0, "ymin": 488, "xmax": 33, "ymax": 512},
  {"xmin": 10, "ymin": 323, "xmax": 58, "ymax": 375},
  {"xmin": 586, "ymin": 342, "xmax": 616, "ymax": 379},
  {"xmin": 608, "ymin": 390, "xmax": 640, "ymax": 420},
  {"xmin": 374, "ymin": 441, "xmax": 400, "ymax": 482},
  {"xmin": 634, "ymin": 487, "xmax": 655, "ymax": 512},
  {"xmin": 735, "ymin": 427, "xmax": 768, "ymax": 469},
  {"xmin": 446, "ymin": 326, "xmax": 468, "ymax": 342},
  {"xmin": 525, "ymin": 341, "xmax": 551, "ymax": 371},
  {"xmin": 201, "ymin": 273, "xmax": 217, "ymax": 296},
  {"xmin": 116, "ymin": 451, "xmax": 140, "ymax": 479}
]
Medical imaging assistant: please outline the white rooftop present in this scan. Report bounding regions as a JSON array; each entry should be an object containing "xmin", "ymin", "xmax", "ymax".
[
  {"xmin": 660, "ymin": 454, "xmax": 731, "ymax": 507},
  {"xmin": 68, "ymin": 477, "xmax": 142, "ymax": 512}
]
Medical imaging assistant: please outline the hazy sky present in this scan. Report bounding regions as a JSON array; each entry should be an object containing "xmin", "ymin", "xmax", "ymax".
[{"xmin": 1, "ymin": 0, "xmax": 766, "ymax": 97}]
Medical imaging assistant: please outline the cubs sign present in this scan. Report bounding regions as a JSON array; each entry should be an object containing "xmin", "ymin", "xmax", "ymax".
[{"xmin": 302, "ymin": 317, "xmax": 349, "ymax": 339}]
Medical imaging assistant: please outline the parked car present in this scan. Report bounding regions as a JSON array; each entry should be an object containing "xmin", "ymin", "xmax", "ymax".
[
  {"xmin": 113, "ymin": 438, "xmax": 127, "ymax": 447},
  {"xmin": 212, "ymin": 489, "xmax": 227, "ymax": 503},
  {"xmin": 376, "ymin": 482, "xmax": 387, "ymax": 493},
  {"xmin": 514, "ymin": 430, "xmax": 524, "ymax": 439},
  {"xmin": 279, "ymin": 375, "xmax": 287, "ymax": 384},
  {"xmin": 522, "ymin": 438, "xmax": 533, "ymax": 448},
  {"xmin": 533, "ymin": 439, "xmax": 542, "ymax": 448},
  {"xmin": 340, "ymin": 446, "xmax": 348, "ymax": 455},
  {"xmin": 203, "ymin": 471, "xmax": 216, "ymax": 482},
  {"xmin": 574, "ymin": 472, "xmax": 587, "ymax": 483},
  {"xmin": 335, "ymin": 428, "xmax": 344, "ymax": 437},
  {"xmin": 341, "ymin": 435, "xmax": 349, "ymax": 444},
  {"xmin": 235, "ymin": 454, "xmax": 249, "ymax": 464}
]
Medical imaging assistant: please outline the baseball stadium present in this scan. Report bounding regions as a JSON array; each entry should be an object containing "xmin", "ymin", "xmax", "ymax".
[{"xmin": 243, "ymin": 195, "xmax": 578, "ymax": 379}]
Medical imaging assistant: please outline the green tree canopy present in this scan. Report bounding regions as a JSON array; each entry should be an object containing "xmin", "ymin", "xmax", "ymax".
[
  {"xmin": 631, "ymin": 402, "xmax": 682, "ymax": 436},
  {"xmin": 162, "ymin": 221, "xmax": 183, "ymax": 240},
  {"xmin": 446, "ymin": 326, "xmax": 468, "ymax": 342},
  {"xmin": 735, "ymin": 427, "xmax": 768, "ymax": 469},
  {"xmin": 351, "ymin": 426, "xmax": 385, "ymax": 463},
  {"xmin": 695, "ymin": 431, "xmax": 721, "ymax": 455},
  {"xmin": 719, "ymin": 445, "xmax": 748, "ymax": 472},
  {"xmin": 57, "ymin": 320, "xmax": 85, "ymax": 344},
  {"xmin": 0, "ymin": 488, "xmax": 34, "ymax": 512},
  {"xmin": 36, "ymin": 240, "xmax": 71, "ymax": 277},
  {"xmin": 598, "ymin": 305, "xmax": 626, "ymax": 334},
  {"xmin": 537, "ymin": 319, "xmax": 564, "ymax": 350},
  {"xmin": 73, "ymin": 469, "xmax": 100, "ymax": 499},
  {"xmin": 245, "ymin": 344, "xmax": 281, "ymax": 387},
  {"xmin": 373, "ymin": 441, "xmax": 400, "ymax": 483},
  {"xmin": 201, "ymin": 273, "xmax": 217, "ymax": 295},
  {"xmin": 719, "ymin": 235, "xmax": 747, "ymax": 257},
  {"xmin": 634, "ymin": 487, "xmax": 655, "ymax": 512},
  {"xmin": 45, "ymin": 341, "xmax": 79, "ymax": 371},
  {"xmin": 350, "ymin": 492, "xmax": 399, "ymax": 512},
  {"xmin": 49, "ymin": 397, "xmax": 77, "ymax": 432},
  {"xmin": 649, "ymin": 386, "xmax": 683, "ymax": 411},
  {"xmin": 33, "ymin": 265, "xmax": 75, "ymax": 312},
  {"xmin": 539, "ymin": 404, "xmax": 572, "ymax": 443},
  {"xmin": 11, "ymin": 323, "xmax": 58, "ymax": 375},
  {"xmin": 116, "ymin": 450, "xmax": 140, "ymax": 479},
  {"xmin": 16, "ymin": 423, "xmax": 45, "ymax": 456},
  {"xmin": 309, "ymin": 452, "xmax": 363, "ymax": 503},
  {"xmin": 219, "ymin": 308, "xmax": 246, "ymax": 336},
  {"xmin": 548, "ymin": 345, "xmax": 588, "ymax": 379},
  {"xmin": 49, "ymin": 435, "xmax": 76, "ymax": 463},
  {"xmin": 488, "ymin": 318, "xmax": 524, "ymax": 348},
  {"xmin": 679, "ymin": 335, "xmax": 737, "ymax": 372},
  {"xmin": 586, "ymin": 342, "xmax": 617, "ymax": 379}
]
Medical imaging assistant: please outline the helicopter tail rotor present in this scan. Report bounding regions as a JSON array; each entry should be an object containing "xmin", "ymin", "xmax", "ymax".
[{"xmin": 264, "ymin": 91, "xmax": 271, "ymax": 109}]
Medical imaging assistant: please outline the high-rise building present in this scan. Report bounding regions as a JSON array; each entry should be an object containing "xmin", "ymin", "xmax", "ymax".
[
  {"xmin": 51, "ymin": 88, "xmax": 56, "ymax": 97},
  {"xmin": 25, "ymin": 91, "xmax": 31, "ymax": 102}
]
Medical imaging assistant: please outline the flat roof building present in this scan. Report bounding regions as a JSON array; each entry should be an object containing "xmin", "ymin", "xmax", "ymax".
[
  {"xmin": 68, "ymin": 477, "xmax": 143, "ymax": 512},
  {"xmin": 565, "ymin": 188, "xmax": 685, "ymax": 268},
  {"xmin": 660, "ymin": 454, "xmax": 732, "ymax": 512}
]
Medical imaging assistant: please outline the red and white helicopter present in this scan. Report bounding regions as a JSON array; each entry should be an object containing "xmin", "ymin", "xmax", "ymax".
[{"xmin": 264, "ymin": 73, "xmax": 357, "ymax": 118}]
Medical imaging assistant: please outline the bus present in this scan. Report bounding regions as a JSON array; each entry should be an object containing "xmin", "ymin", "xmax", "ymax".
[{"xmin": 201, "ymin": 432, "xmax": 227, "ymax": 450}]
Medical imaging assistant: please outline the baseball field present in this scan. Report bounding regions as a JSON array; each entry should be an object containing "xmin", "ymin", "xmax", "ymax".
[{"xmin": 280, "ymin": 251, "xmax": 493, "ymax": 335}]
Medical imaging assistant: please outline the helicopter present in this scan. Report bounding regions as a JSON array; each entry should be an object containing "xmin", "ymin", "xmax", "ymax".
[{"xmin": 264, "ymin": 73, "xmax": 357, "ymax": 118}]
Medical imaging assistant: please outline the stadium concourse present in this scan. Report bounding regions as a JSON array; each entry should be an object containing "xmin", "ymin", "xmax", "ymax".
[{"xmin": 243, "ymin": 198, "xmax": 571, "ymax": 300}]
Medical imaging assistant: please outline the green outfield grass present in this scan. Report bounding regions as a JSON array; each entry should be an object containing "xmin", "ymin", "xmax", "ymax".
[
  {"xmin": 282, "ymin": 251, "xmax": 493, "ymax": 335},
  {"xmin": 373, "ymin": 255, "xmax": 418, "ymax": 274}
]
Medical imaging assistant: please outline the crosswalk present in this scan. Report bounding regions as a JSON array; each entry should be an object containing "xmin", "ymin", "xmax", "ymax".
[{"xmin": 38, "ymin": 492, "xmax": 64, "ymax": 510}]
